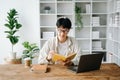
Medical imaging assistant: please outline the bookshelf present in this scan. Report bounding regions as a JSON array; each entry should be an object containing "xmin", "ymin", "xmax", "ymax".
[
  {"xmin": 107, "ymin": 0, "xmax": 120, "ymax": 66},
  {"xmin": 40, "ymin": 0, "xmax": 108, "ymax": 62}
]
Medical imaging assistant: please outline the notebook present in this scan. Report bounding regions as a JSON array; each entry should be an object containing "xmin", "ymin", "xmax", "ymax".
[
  {"xmin": 68, "ymin": 53, "xmax": 104, "ymax": 73},
  {"xmin": 30, "ymin": 64, "xmax": 48, "ymax": 73}
]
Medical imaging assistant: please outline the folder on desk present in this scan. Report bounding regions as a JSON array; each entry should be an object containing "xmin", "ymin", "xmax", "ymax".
[{"xmin": 30, "ymin": 64, "xmax": 48, "ymax": 73}]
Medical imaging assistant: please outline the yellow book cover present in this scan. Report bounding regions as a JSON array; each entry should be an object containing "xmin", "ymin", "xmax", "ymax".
[{"xmin": 52, "ymin": 53, "xmax": 76, "ymax": 62}]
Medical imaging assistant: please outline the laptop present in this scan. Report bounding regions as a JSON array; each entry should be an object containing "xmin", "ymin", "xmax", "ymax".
[{"xmin": 68, "ymin": 53, "xmax": 104, "ymax": 73}]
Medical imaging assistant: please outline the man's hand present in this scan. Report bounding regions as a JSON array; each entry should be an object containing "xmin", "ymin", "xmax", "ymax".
[
  {"xmin": 57, "ymin": 59, "xmax": 74, "ymax": 66},
  {"xmin": 46, "ymin": 50, "xmax": 55, "ymax": 61}
]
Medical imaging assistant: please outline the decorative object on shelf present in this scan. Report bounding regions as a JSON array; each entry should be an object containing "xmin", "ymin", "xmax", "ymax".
[
  {"xmin": 44, "ymin": 6, "xmax": 51, "ymax": 13},
  {"xmin": 22, "ymin": 41, "xmax": 39, "ymax": 68},
  {"xmin": 108, "ymin": 33, "xmax": 112, "ymax": 39},
  {"xmin": 75, "ymin": 6, "xmax": 83, "ymax": 30},
  {"xmin": 4, "ymin": 9, "xmax": 22, "ymax": 59}
]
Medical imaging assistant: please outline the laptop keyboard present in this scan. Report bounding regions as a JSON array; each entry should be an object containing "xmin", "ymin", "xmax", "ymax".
[{"xmin": 68, "ymin": 66, "xmax": 78, "ymax": 71}]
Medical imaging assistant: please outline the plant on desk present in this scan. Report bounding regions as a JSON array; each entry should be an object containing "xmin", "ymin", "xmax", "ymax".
[{"xmin": 22, "ymin": 41, "xmax": 39, "ymax": 67}]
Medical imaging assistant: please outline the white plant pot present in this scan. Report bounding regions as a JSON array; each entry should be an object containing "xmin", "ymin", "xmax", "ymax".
[
  {"xmin": 9, "ymin": 52, "xmax": 16, "ymax": 59},
  {"xmin": 45, "ymin": 10, "xmax": 50, "ymax": 13}
]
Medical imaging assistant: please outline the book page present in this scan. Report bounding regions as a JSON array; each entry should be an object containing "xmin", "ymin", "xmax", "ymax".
[{"xmin": 66, "ymin": 53, "xmax": 76, "ymax": 61}]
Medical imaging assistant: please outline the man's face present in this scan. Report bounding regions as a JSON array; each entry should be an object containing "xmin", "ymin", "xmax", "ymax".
[{"xmin": 57, "ymin": 27, "xmax": 69, "ymax": 42}]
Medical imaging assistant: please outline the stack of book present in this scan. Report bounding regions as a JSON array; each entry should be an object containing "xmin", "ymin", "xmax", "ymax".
[
  {"xmin": 116, "ymin": 1, "xmax": 120, "ymax": 12},
  {"xmin": 92, "ymin": 16, "xmax": 100, "ymax": 26},
  {"xmin": 116, "ymin": 0, "xmax": 120, "ymax": 27},
  {"xmin": 114, "ymin": 13, "xmax": 120, "ymax": 27},
  {"xmin": 92, "ymin": 41, "xmax": 103, "ymax": 50}
]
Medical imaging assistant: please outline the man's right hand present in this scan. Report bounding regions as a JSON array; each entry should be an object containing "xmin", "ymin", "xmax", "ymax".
[{"xmin": 47, "ymin": 50, "xmax": 55, "ymax": 61}]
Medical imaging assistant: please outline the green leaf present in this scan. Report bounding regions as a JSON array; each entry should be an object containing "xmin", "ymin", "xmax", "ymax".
[
  {"xmin": 5, "ymin": 30, "xmax": 17, "ymax": 35},
  {"xmin": 8, "ymin": 36, "xmax": 19, "ymax": 45},
  {"xmin": 22, "ymin": 41, "xmax": 40, "ymax": 59},
  {"xmin": 16, "ymin": 23, "xmax": 22, "ymax": 29},
  {"xmin": 23, "ymin": 50, "xmax": 29, "ymax": 54},
  {"xmin": 4, "ymin": 24, "xmax": 12, "ymax": 30},
  {"xmin": 8, "ymin": 9, "xmax": 18, "ymax": 18}
]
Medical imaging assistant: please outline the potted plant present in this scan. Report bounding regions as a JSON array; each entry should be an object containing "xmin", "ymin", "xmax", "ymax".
[
  {"xmin": 75, "ymin": 6, "xmax": 83, "ymax": 30},
  {"xmin": 4, "ymin": 9, "xmax": 22, "ymax": 59},
  {"xmin": 22, "ymin": 41, "xmax": 39, "ymax": 67},
  {"xmin": 44, "ymin": 6, "xmax": 51, "ymax": 13}
]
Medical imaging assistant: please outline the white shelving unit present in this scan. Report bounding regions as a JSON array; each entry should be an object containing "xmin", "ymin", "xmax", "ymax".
[
  {"xmin": 107, "ymin": 0, "xmax": 120, "ymax": 66},
  {"xmin": 40, "ymin": 0, "xmax": 109, "ymax": 62}
]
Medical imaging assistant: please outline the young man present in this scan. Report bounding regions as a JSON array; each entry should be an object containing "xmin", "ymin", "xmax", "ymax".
[{"xmin": 38, "ymin": 17, "xmax": 81, "ymax": 66}]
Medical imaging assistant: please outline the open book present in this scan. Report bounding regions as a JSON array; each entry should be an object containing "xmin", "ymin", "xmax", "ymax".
[{"xmin": 52, "ymin": 53, "xmax": 76, "ymax": 62}]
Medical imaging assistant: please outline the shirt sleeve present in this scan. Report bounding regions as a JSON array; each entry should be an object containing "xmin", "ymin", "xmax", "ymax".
[
  {"xmin": 71, "ymin": 39, "xmax": 82, "ymax": 65},
  {"xmin": 38, "ymin": 40, "xmax": 50, "ymax": 64}
]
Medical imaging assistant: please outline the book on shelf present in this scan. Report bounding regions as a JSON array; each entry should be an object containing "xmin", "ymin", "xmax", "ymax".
[
  {"xmin": 92, "ymin": 47, "xmax": 103, "ymax": 50},
  {"xmin": 52, "ymin": 53, "xmax": 76, "ymax": 62},
  {"xmin": 30, "ymin": 64, "xmax": 48, "ymax": 73},
  {"xmin": 116, "ymin": 1, "xmax": 120, "ymax": 12},
  {"xmin": 92, "ymin": 16, "xmax": 100, "ymax": 26},
  {"xmin": 92, "ymin": 40, "xmax": 103, "ymax": 50},
  {"xmin": 86, "ymin": 3, "xmax": 91, "ymax": 13}
]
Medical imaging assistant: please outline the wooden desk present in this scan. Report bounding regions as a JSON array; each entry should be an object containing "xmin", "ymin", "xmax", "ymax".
[{"xmin": 0, "ymin": 63, "xmax": 120, "ymax": 80}]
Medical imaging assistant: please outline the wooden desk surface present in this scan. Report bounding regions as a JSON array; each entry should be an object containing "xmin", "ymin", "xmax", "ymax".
[{"xmin": 0, "ymin": 63, "xmax": 119, "ymax": 80}]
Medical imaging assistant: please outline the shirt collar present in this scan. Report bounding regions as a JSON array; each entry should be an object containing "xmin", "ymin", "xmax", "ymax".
[{"xmin": 55, "ymin": 36, "xmax": 72, "ymax": 47}]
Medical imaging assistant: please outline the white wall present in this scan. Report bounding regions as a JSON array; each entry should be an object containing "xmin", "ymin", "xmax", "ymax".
[{"xmin": 0, "ymin": 0, "xmax": 40, "ymax": 64}]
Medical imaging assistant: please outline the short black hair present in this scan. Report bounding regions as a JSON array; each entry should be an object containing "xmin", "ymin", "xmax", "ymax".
[{"xmin": 56, "ymin": 17, "xmax": 72, "ymax": 29}]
